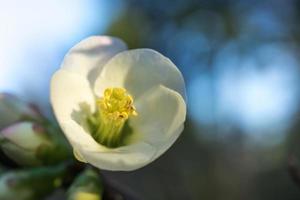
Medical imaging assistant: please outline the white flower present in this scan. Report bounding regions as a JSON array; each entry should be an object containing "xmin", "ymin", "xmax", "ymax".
[{"xmin": 50, "ymin": 36, "xmax": 186, "ymax": 171}]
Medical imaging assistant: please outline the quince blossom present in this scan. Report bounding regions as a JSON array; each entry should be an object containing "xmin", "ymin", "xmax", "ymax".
[{"xmin": 51, "ymin": 36, "xmax": 186, "ymax": 171}]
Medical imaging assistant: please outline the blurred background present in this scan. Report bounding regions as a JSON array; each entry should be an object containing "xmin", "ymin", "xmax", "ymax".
[{"xmin": 1, "ymin": 0, "xmax": 300, "ymax": 199}]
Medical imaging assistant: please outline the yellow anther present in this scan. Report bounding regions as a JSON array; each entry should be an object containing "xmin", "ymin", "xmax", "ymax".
[
  {"xmin": 98, "ymin": 88, "xmax": 138, "ymax": 121},
  {"xmin": 91, "ymin": 87, "xmax": 137, "ymax": 148}
]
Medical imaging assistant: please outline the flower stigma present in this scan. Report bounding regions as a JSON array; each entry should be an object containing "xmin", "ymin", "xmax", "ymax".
[{"xmin": 88, "ymin": 88, "xmax": 137, "ymax": 148}]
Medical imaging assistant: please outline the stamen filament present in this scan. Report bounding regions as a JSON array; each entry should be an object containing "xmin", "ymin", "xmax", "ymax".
[{"xmin": 89, "ymin": 88, "xmax": 137, "ymax": 148}]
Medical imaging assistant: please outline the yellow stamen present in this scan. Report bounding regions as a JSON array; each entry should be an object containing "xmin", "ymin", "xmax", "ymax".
[
  {"xmin": 97, "ymin": 88, "xmax": 137, "ymax": 122},
  {"xmin": 91, "ymin": 88, "xmax": 137, "ymax": 148}
]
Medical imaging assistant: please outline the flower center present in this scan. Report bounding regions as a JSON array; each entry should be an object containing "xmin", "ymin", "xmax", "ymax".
[
  {"xmin": 97, "ymin": 88, "xmax": 137, "ymax": 122},
  {"xmin": 88, "ymin": 88, "xmax": 137, "ymax": 148}
]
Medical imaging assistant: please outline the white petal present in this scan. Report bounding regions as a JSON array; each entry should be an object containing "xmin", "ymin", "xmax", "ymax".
[
  {"xmin": 73, "ymin": 149, "xmax": 86, "ymax": 163},
  {"xmin": 94, "ymin": 49, "xmax": 186, "ymax": 100},
  {"xmin": 60, "ymin": 118, "xmax": 156, "ymax": 171},
  {"xmin": 62, "ymin": 119, "xmax": 156, "ymax": 171},
  {"xmin": 130, "ymin": 85, "xmax": 186, "ymax": 161},
  {"xmin": 75, "ymin": 142, "xmax": 156, "ymax": 171},
  {"xmin": 72, "ymin": 85, "xmax": 186, "ymax": 171},
  {"xmin": 50, "ymin": 69, "xmax": 96, "ymax": 145},
  {"xmin": 61, "ymin": 120, "xmax": 106, "ymax": 152},
  {"xmin": 61, "ymin": 36, "xmax": 127, "ymax": 85},
  {"xmin": 154, "ymin": 124, "xmax": 184, "ymax": 158},
  {"xmin": 60, "ymin": 119, "xmax": 155, "ymax": 171}
]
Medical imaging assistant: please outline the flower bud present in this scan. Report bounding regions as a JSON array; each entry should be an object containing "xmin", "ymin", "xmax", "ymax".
[
  {"xmin": 0, "ymin": 122, "xmax": 70, "ymax": 166},
  {"xmin": 67, "ymin": 168, "xmax": 103, "ymax": 200},
  {"xmin": 0, "ymin": 164, "xmax": 66, "ymax": 200},
  {"xmin": 0, "ymin": 93, "xmax": 41, "ymax": 130}
]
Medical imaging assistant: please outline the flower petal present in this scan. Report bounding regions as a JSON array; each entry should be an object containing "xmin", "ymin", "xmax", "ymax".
[
  {"xmin": 94, "ymin": 49, "xmax": 186, "ymax": 100},
  {"xmin": 75, "ymin": 141, "xmax": 156, "ymax": 171},
  {"xmin": 71, "ymin": 85, "xmax": 186, "ymax": 171},
  {"xmin": 61, "ymin": 36, "xmax": 127, "ymax": 85},
  {"xmin": 61, "ymin": 120, "xmax": 106, "ymax": 152},
  {"xmin": 60, "ymin": 119, "xmax": 155, "ymax": 171},
  {"xmin": 60, "ymin": 118, "xmax": 156, "ymax": 171},
  {"xmin": 50, "ymin": 69, "xmax": 96, "ymax": 145},
  {"xmin": 130, "ymin": 85, "xmax": 186, "ymax": 161},
  {"xmin": 61, "ymin": 118, "xmax": 157, "ymax": 171}
]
